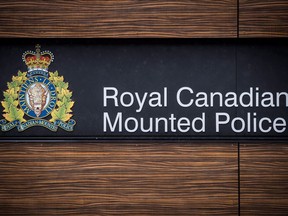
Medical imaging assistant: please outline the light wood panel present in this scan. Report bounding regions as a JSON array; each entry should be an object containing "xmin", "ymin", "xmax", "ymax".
[
  {"xmin": 0, "ymin": 0, "xmax": 237, "ymax": 38},
  {"xmin": 240, "ymin": 143, "xmax": 288, "ymax": 215},
  {"xmin": 0, "ymin": 143, "xmax": 238, "ymax": 215},
  {"xmin": 239, "ymin": 0, "xmax": 288, "ymax": 37}
]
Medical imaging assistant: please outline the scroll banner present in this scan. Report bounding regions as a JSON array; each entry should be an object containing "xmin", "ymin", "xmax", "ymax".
[{"xmin": 0, "ymin": 119, "xmax": 76, "ymax": 132}]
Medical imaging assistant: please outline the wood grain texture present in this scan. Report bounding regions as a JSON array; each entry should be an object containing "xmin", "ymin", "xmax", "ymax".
[
  {"xmin": 0, "ymin": 143, "xmax": 238, "ymax": 215},
  {"xmin": 0, "ymin": 0, "xmax": 237, "ymax": 38},
  {"xmin": 240, "ymin": 143, "xmax": 288, "ymax": 215},
  {"xmin": 239, "ymin": 0, "xmax": 288, "ymax": 37}
]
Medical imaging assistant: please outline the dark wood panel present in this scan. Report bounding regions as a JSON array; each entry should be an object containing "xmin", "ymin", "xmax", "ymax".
[
  {"xmin": 0, "ymin": 143, "xmax": 238, "ymax": 215},
  {"xmin": 0, "ymin": 0, "xmax": 237, "ymax": 38},
  {"xmin": 240, "ymin": 0, "xmax": 288, "ymax": 37},
  {"xmin": 240, "ymin": 143, "xmax": 288, "ymax": 215}
]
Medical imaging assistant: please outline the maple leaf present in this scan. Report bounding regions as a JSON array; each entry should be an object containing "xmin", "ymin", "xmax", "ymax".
[
  {"xmin": 6, "ymin": 88, "xmax": 18, "ymax": 100},
  {"xmin": 1, "ymin": 101, "xmax": 9, "ymax": 112},
  {"xmin": 65, "ymin": 101, "xmax": 74, "ymax": 113},
  {"xmin": 54, "ymin": 76, "xmax": 64, "ymax": 83},
  {"xmin": 3, "ymin": 105, "xmax": 25, "ymax": 122},
  {"xmin": 50, "ymin": 107, "xmax": 72, "ymax": 122}
]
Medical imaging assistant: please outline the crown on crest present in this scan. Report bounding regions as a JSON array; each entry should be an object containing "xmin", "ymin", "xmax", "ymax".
[{"xmin": 22, "ymin": 44, "xmax": 54, "ymax": 72}]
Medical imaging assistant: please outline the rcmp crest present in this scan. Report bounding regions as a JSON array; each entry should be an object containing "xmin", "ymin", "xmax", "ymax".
[{"xmin": 0, "ymin": 44, "xmax": 76, "ymax": 132}]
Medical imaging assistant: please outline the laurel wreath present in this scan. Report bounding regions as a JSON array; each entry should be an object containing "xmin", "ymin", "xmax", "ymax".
[
  {"xmin": 49, "ymin": 71, "xmax": 74, "ymax": 123},
  {"xmin": 1, "ymin": 71, "xmax": 74, "ymax": 123},
  {"xmin": 1, "ymin": 71, "xmax": 27, "ymax": 123}
]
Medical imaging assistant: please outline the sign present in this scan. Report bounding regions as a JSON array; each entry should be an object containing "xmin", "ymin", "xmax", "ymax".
[{"xmin": 0, "ymin": 39, "xmax": 287, "ymax": 141}]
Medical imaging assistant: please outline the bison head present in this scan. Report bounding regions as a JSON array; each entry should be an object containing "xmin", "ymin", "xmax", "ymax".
[{"xmin": 28, "ymin": 83, "xmax": 48, "ymax": 117}]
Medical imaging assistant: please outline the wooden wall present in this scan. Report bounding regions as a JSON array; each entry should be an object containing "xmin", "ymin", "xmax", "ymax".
[
  {"xmin": 0, "ymin": 0, "xmax": 288, "ymax": 215},
  {"xmin": 240, "ymin": 143, "xmax": 288, "ymax": 215},
  {"xmin": 0, "ymin": 0, "xmax": 237, "ymax": 38},
  {"xmin": 240, "ymin": 0, "xmax": 288, "ymax": 37},
  {"xmin": 0, "ymin": 143, "xmax": 238, "ymax": 215}
]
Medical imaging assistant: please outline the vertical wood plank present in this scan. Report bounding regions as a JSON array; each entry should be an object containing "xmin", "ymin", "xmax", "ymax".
[
  {"xmin": 0, "ymin": 143, "xmax": 238, "ymax": 215},
  {"xmin": 240, "ymin": 143, "xmax": 288, "ymax": 215},
  {"xmin": 0, "ymin": 0, "xmax": 237, "ymax": 38},
  {"xmin": 239, "ymin": 0, "xmax": 288, "ymax": 37}
]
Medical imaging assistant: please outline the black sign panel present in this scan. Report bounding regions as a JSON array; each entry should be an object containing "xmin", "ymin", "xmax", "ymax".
[{"xmin": 0, "ymin": 39, "xmax": 288, "ymax": 141}]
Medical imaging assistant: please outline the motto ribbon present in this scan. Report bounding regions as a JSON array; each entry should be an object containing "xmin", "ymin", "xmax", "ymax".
[{"xmin": 0, "ymin": 119, "xmax": 76, "ymax": 132}]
